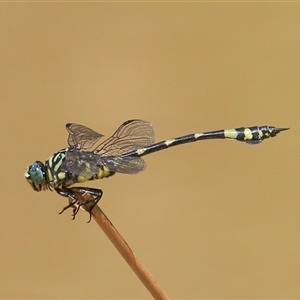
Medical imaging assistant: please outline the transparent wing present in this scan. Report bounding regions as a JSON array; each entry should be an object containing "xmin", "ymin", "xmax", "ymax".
[
  {"xmin": 64, "ymin": 150, "xmax": 146, "ymax": 176},
  {"xmin": 95, "ymin": 119, "xmax": 155, "ymax": 156},
  {"xmin": 64, "ymin": 120, "xmax": 154, "ymax": 176},
  {"xmin": 66, "ymin": 123, "xmax": 104, "ymax": 150},
  {"xmin": 102, "ymin": 155, "xmax": 146, "ymax": 174}
]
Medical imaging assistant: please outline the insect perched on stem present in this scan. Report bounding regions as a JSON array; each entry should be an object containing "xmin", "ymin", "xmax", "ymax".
[{"xmin": 25, "ymin": 120, "xmax": 289, "ymax": 222}]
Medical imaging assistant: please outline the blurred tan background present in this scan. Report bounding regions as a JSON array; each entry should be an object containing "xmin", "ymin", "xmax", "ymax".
[{"xmin": 0, "ymin": 3, "xmax": 298, "ymax": 299}]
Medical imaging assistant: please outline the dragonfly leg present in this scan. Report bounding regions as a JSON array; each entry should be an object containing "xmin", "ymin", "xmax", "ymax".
[
  {"xmin": 56, "ymin": 187, "xmax": 103, "ymax": 222},
  {"xmin": 56, "ymin": 188, "xmax": 80, "ymax": 219},
  {"xmin": 70, "ymin": 187, "xmax": 103, "ymax": 222}
]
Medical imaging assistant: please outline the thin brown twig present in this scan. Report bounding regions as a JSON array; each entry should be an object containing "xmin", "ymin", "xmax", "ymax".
[{"xmin": 74, "ymin": 192, "xmax": 170, "ymax": 300}]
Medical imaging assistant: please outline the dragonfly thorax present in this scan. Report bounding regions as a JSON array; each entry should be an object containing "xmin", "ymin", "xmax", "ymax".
[{"xmin": 25, "ymin": 161, "xmax": 47, "ymax": 192}]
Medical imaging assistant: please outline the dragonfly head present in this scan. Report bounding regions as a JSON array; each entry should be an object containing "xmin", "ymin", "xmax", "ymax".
[{"xmin": 25, "ymin": 161, "xmax": 47, "ymax": 192}]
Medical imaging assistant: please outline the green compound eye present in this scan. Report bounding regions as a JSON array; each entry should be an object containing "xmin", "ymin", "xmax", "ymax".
[{"xmin": 25, "ymin": 161, "xmax": 46, "ymax": 191}]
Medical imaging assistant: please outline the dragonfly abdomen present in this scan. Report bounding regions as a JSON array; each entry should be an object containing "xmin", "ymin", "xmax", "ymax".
[
  {"xmin": 84, "ymin": 166, "xmax": 115, "ymax": 181},
  {"xmin": 123, "ymin": 125, "xmax": 284, "ymax": 158}
]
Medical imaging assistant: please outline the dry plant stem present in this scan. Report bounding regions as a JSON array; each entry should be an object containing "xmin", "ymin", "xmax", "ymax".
[{"xmin": 75, "ymin": 192, "xmax": 170, "ymax": 300}]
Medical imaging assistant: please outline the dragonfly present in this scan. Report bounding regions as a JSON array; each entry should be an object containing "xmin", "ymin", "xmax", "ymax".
[{"xmin": 25, "ymin": 119, "xmax": 289, "ymax": 222}]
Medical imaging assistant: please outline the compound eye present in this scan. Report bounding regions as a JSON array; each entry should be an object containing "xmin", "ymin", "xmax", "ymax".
[{"xmin": 29, "ymin": 162, "xmax": 45, "ymax": 184}]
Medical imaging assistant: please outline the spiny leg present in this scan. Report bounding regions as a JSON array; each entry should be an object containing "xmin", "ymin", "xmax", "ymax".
[
  {"xmin": 56, "ymin": 189, "xmax": 78, "ymax": 218},
  {"xmin": 72, "ymin": 187, "xmax": 103, "ymax": 222},
  {"xmin": 59, "ymin": 197, "xmax": 81, "ymax": 221},
  {"xmin": 56, "ymin": 187, "xmax": 103, "ymax": 222}
]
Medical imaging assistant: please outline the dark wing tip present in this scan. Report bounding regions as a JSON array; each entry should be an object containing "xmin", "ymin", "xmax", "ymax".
[
  {"xmin": 123, "ymin": 119, "xmax": 150, "ymax": 126},
  {"xmin": 66, "ymin": 123, "xmax": 78, "ymax": 129}
]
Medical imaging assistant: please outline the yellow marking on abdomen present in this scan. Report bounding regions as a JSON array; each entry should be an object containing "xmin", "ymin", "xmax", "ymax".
[
  {"xmin": 224, "ymin": 129, "xmax": 238, "ymax": 139},
  {"xmin": 258, "ymin": 129, "xmax": 265, "ymax": 138},
  {"xmin": 243, "ymin": 128, "xmax": 253, "ymax": 141},
  {"xmin": 97, "ymin": 166, "xmax": 112, "ymax": 179},
  {"xmin": 165, "ymin": 139, "xmax": 175, "ymax": 146},
  {"xmin": 194, "ymin": 133, "xmax": 204, "ymax": 139},
  {"xmin": 137, "ymin": 148, "xmax": 146, "ymax": 156},
  {"xmin": 77, "ymin": 175, "xmax": 89, "ymax": 183}
]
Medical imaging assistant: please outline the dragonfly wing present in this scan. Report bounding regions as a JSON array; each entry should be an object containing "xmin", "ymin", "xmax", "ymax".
[
  {"xmin": 64, "ymin": 120, "xmax": 152, "ymax": 177},
  {"xmin": 64, "ymin": 150, "xmax": 146, "ymax": 176},
  {"xmin": 95, "ymin": 120, "xmax": 155, "ymax": 156},
  {"xmin": 102, "ymin": 156, "xmax": 146, "ymax": 174},
  {"xmin": 63, "ymin": 150, "xmax": 100, "ymax": 178},
  {"xmin": 66, "ymin": 123, "xmax": 104, "ymax": 150}
]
